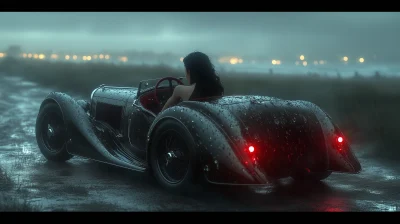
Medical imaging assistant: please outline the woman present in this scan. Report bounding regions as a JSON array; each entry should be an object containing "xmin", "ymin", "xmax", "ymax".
[{"xmin": 161, "ymin": 51, "xmax": 224, "ymax": 111}]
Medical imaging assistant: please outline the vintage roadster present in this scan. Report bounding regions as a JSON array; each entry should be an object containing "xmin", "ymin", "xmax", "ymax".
[{"xmin": 35, "ymin": 76, "xmax": 361, "ymax": 192}]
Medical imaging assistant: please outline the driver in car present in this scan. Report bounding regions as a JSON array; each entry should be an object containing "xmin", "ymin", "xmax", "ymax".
[{"xmin": 161, "ymin": 51, "xmax": 225, "ymax": 111}]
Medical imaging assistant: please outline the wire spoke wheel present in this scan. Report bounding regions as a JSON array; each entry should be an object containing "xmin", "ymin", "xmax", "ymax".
[
  {"xmin": 156, "ymin": 129, "xmax": 190, "ymax": 184},
  {"xmin": 41, "ymin": 112, "xmax": 67, "ymax": 153}
]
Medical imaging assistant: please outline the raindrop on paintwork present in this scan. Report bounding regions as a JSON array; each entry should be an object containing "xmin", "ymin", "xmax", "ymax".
[
  {"xmin": 274, "ymin": 119, "xmax": 280, "ymax": 125},
  {"xmin": 180, "ymin": 109, "xmax": 183, "ymax": 112},
  {"xmin": 191, "ymin": 120, "xmax": 194, "ymax": 123}
]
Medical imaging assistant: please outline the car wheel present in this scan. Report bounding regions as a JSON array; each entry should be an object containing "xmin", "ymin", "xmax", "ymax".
[
  {"xmin": 149, "ymin": 119, "xmax": 196, "ymax": 194},
  {"xmin": 36, "ymin": 102, "xmax": 73, "ymax": 162},
  {"xmin": 291, "ymin": 170, "xmax": 332, "ymax": 182}
]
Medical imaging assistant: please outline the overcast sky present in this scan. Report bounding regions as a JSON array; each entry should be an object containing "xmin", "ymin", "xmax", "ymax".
[{"xmin": 1, "ymin": 12, "xmax": 399, "ymax": 60}]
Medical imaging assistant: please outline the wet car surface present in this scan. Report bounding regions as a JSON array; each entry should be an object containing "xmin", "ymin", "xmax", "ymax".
[{"xmin": 0, "ymin": 75, "xmax": 399, "ymax": 211}]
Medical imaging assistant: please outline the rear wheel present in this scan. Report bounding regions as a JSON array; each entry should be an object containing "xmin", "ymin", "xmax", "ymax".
[
  {"xmin": 36, "ymin": 102, "xmax": 73, "ymax": 162},
  {"xmin": 149, "ymin": 119, "xmax": 196, "ymax": 194},
  {"xmin": 291, "ymin": 170, "xmax": 332, "ymax": 182}
]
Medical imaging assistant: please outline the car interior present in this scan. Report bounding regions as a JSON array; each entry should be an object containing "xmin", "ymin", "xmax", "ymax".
[
  {"xmin": 138, "ymin": 84, "xmax": 223, "ymax": 115},
  {"xmin": 139, "ymin": 86, "xmax": 175, "ymax": 114}
]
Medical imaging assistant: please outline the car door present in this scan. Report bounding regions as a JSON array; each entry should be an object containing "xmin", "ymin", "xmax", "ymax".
[{"xmin": 128, "ymin": 101, "xmax": 156, "ymax": 152}]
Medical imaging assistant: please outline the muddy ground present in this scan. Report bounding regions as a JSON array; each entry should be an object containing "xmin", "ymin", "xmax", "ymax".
[{"xmin": 0, "ymin": 75, "xmax": 399, "ymax": 211}]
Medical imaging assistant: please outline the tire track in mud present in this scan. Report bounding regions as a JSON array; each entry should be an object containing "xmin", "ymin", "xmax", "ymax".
[{"xmin": 0, "ymin": 75, "xmax": 399, "ymax": 211}]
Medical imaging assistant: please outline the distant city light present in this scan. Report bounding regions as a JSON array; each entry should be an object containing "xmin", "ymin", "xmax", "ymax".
[
  {"xmin": 238, "ymin": 59, "xmax": 243, "ymax": 63},
  {"xmin": 50, "ymin": 54, "xmax": 58, "ymax": 59},
  {"xmin": 230, "ymin": 58, "xmax": 239, "ymax": 65},
  {"xmin": 99, "ymin": 54, "xmax": 104, "ymax": 59},
  {"xmin": 22, "ymin": 53, "xmax": 27, "ymax": 58},
  {"xmin": 302, "ymin": 61, "xmax": 308, "ymax": 66},
  {"xmin": 105, "ymin": 55, "xmax": 110, "ymax": 60},
  {"xmin": 300, "ymin": 55, "xmax": 305, "ymax": 61},
  {"xmin": 28, "ymin": 53, "xmax": 32, "ymax": 58},
  {"xmin": 359, "ymin": 57, "xmax": 365, "ymax": 63},
  {"xmin": 83, "ymin": 56, "xmax": 87, "ymax": 61},
  {"xmin": 119, "ymin": 56, "xmax": 128, "ymax": 62},
  {"xmin": 0, "ymin": 53, "xmax": 4, "ymax": 58},
  {"xmin": 180, "ymin": 57, "xmax": 184, "ymax": 62},
  {"xmin": 343, "ymin": 56, "xmax": 348, "ymax": 62},
  {"xmin": 93, "ymin": 55, "xmax": 98, "ymax": 59},
  {"xmin": 314, "ymin": 60, "xmax": 318, "ymax": 65},
  {"xmin": 271, "ymin": 60, "xmax": 277, "ymax": 65},
  {"xmin": 87, "ymin": 56, "xmax": 92, "ymax": 61},
  {"xmin": 319, "ymin": 60, "xmax": 325, "ymax": 65},
  {"xmin": 72, "ymin": 55, "xmax": 77, "ymax": 60},
  {"xmin": 38, "ymin": 54, "xmax": 45, "ymax": 60},
  {"xmin": 65, "ymin": 55, "xmax": 70, "ymax": 60},
  {"xmin": 33, "ymin": 54, "xmax": 39, "ymax": 59},
  {"xmin": 276, "ymin": 60, "xmax": 281, "ymax": 65}
]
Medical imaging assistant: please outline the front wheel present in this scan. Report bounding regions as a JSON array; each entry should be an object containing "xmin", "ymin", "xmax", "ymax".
[
  {"xmin": 149, "ymin": 119, "xmax": 196, "ymax": 194},
  {"xmin": 291, "ymin": 170, "xmax": 332, "ymax": 182},
  {"xmin": 35, "ymin": 102, "xmax": 73, "ymax": 162}
]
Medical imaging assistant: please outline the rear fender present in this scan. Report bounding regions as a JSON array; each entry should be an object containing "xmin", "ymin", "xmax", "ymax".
[
  {"xmin": 146, "ymin": 105, "xmax": 269, "ymax": 185},
  {"xmin": 298, "ymin": 100, "xmax": 361, "ymax": 173}
]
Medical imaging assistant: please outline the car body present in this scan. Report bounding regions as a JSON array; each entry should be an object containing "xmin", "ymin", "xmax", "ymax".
[{"xmin": 35, "ymin": 76, "xmax": 361, "ymax": 192}]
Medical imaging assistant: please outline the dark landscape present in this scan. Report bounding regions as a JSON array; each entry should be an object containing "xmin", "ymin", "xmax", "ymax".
[{"xmin": 1, "ymin": 58, "xmax": 400, "ymax": 211}]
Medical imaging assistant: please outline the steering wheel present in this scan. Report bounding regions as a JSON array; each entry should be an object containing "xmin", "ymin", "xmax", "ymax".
[{"xmin": 154, "ymin": 77, "xmax": 184, "ymax": 106}]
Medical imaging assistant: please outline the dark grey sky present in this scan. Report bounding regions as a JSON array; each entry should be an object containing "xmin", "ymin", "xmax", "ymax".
[{"xmin": 1, "ymin": 12, "xmax": 399, "ymax": 60}]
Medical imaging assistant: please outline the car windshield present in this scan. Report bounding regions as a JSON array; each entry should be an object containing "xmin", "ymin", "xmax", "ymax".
[{"xmin": 138, "ymin": 77, "xmax": 184, "ymax": 94}]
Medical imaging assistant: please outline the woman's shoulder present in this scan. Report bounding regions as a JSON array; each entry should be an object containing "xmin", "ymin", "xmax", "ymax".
[
  {"xmin": 175, "ymin": 84, "xmax": 195, "ymax": 91},
  {"xmin": 174, "ymin": 85, "xmax": 195, "ymax": 100}
]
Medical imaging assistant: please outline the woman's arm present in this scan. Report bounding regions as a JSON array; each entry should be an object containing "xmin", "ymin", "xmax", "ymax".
[{"xmin": 161, "ymin": 85, "xmax": 183, "ymax": 111}]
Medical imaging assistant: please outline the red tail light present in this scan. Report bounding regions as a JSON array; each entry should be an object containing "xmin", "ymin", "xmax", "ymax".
[
  {"xmin": 248, "ymin": 146, "xmax": 255, "ymax": 153},
  {"xmin": 335, "ymin": 136, "xmax": 344, "ymax": 151}
]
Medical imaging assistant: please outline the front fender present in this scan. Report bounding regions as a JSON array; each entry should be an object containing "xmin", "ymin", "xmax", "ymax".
[
  {"xmin": 146, "ymin": 105, "xmax": 271, "ymax": 185},
  {"xmin": 39, "ymin": 92, "xmax": 145, "ymax": 171}
]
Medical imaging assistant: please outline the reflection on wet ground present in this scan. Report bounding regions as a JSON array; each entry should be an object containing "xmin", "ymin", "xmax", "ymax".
[{"xmin": 0, "ymin": 75, "xmax": 399, "ymax": 211}]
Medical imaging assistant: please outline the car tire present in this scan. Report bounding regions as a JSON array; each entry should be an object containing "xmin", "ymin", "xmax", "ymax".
[
  {"xmin": 149, "ymin": 119, "xmax": 197, "ymax": 194},
  {"xmin": 36, "ymin": 102, "xmax": 73, "ymax": 162},
  {"xmin": 291, "ymin": 170, "xmax": 332, "ymax": 182}
]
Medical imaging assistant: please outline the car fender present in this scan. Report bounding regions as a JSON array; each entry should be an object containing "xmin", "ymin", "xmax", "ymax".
[
  {"xmin": 38, "ymin": 92, "xmax": 145, "ymax": 171},
  {"xmin": 297, "ymin": 100, "xmax": 361, "ymax": 173},
  {"xmin": 146, "ymin": 105, "xmax": 270, "ymax": 185}
]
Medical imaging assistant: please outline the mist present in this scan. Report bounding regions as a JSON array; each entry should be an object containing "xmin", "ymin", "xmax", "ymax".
[{"xmin": 1, "ymin": 12, "xmax": 400, "ymax": 61}]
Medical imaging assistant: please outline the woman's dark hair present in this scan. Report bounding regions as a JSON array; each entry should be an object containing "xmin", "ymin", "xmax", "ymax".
[{"xmin": 183, "ymin": 51, "xmax": 224, "ymax": 99}]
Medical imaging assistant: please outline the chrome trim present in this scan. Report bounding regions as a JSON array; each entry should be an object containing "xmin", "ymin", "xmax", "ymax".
[
  {"xmin": 128, "ymin": 118, "xmax": 133, "ymax": 146},
  {"xmin": 132, "ymin": 100, "xmax": 156, "ymax": 117},
  {"xmin": 101, "ymin": 86, "xmax": 136, "ymax": 89},
  {"xmin": 90, "ymin": 87, "xmax": 100, "ymax": 100}
]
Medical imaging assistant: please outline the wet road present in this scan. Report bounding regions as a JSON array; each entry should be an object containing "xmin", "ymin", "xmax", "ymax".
[{"xmin": 0, "ymin": 74, "xmax": 399, "ymax": 211}]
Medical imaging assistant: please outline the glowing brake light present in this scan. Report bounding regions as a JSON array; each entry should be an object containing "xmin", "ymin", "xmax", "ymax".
[
  {"xmin": 248, "ymin": 146, "xmax": 255, "ymax": 153},
  {"xmin": 337, "ymin": 137, "xmax": 343, "ymax": 143}
]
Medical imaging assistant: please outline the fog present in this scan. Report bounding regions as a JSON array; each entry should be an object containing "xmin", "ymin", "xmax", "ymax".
[{"xmin": 1, "ymin": 12, "xmax": 400, "ymax": 61}]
